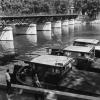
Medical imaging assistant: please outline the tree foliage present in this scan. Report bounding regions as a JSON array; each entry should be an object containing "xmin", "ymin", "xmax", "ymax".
[
  {"xmin": 1, "ymin": 0, "xmax": 100, "ymax": 18},
  {"xmin": 74, "ymin": 0, "xmax": 100, "ymax": 19},
  {"xmin": 54, "ymin": 0, "xmax": 67, "ymax": 14},
  {"xmin": 0, "ymin": 0, "xmax": 69, "ymax": 15}
]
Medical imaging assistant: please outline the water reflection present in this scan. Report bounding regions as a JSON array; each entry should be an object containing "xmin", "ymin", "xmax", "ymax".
[
  {"xmin": 14, "ymin": 24, "xmax": 37, "ymax": 35},
  {"xmin": 75, "ymin": 24, "xmax": 100, "ymax": 40},
  {"xmin": 62, "ymin": 26, "xmax": 69, "ymax": 34},
  {"xmin": 62, "ymin": 26, "xmax": 74, "ymax": 44},
  {"xmin": 37, "ymin": 31, "xmax": 52, "ymax": 45},
  {"xmin": 14, "ymin": 35, "xmax": 37, "ymax": 54},
  {"xmin": 69, "ymin": 24, "xmax": 75, "ymax": 33},
  {"xmin": 7, "ymin": 23, "xmax": 100, "ymax": 55},
  {"xmin": 0, "ymin": 41, "xmax": 15, "ymax": 54},
  {"xmin": 74, "ymin": 23, "xmax": 82, "ymax": 33},
  {"xmin": 52, "ymin": 28, "xmax": 62, "ymax": 43},
  {"xmin": 26, "ymin": 35, "xmax": 37, "ymax": 44}
]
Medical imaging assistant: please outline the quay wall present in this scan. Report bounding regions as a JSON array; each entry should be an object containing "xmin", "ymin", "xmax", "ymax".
[{"xmin": 0, "ymin": 83, "xmax": 99, "ymax": 100}]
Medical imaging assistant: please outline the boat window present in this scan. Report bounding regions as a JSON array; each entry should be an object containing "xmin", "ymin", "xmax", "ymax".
[
  {"xmin": 78, "ymin": 53, "xmax": 81, "ymax": 57},
  {"xmin": 51, "ymin": 49, "xmax": 59, "ymax": 55},
  {"xmin": 51, "ymin": 68, "xmax": 60, "ymax": 74},
  {"xmin": 73, "ymin": 42, "xmax": 87, "ymax": 46},
  {"xmin": 84, "ymin": 53, "xmax": 90, "ymax": 59},
  {"xmin": 51, "ymin": 68, "xmax": 55, "ymax": 73},
  {"xmin": 70, "ymin": 52, "xmax": 82, "ymax": 58},
  {"xmin": 73, "ymin": 42, "xmax": 79, "ymax": 46},
  {"xmin": 68, "ymin": 63, "xmax": 72, "ymax": 68},
  {"xmin": 55, "ymin": 69, "xmax": 60, "ymax": 74},
  {"xmin": 64, "ymin": 52, "xmax": 71, "ymax": 57},
  {"xmin": 61, "ymin": 64, "xmax": 69, "ymax": 73},
  {"xmin": 97, "ymin": 42, "xmax": 100, "ymax": 45},
  {"xmin": 46, "ymin": 48, "xmax": 51, "ymax": 54}
]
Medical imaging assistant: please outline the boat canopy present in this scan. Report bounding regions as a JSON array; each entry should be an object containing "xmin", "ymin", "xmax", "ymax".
[
  {"xmin": 95, "ymin": 46, "xmax": 100, "ymax": 51},
  {"xmin": 46, "ymin": 45, "xmax": 65, "ymax": 50},
  {"xmin": 74, "ymin": 39, "xmax": 99, "ymax": 45},
  {"xmin": 31, "ymin": 55, "xmax": 72, "ymax": 67},
  {"xmin": 63, "ymin": 45, "xmax": 94, "ymax": 53}
]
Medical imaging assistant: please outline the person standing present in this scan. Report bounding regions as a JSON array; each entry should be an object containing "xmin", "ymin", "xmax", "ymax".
[
  {"xmin": 34, "ymin": 73, "xmax": 41, "ymax": 87},
  {"xmin": 5, "ymin": 69, "xmax": 11, "ymax": 96}
]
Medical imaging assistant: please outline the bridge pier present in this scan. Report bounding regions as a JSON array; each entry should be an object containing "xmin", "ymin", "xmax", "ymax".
[
  {"xmin": 62, "ymin": 26, "xmax": 69, "ymax": 35},
  {"xmin": 0, "ymin": 41, "xmax": 15, "ymax": 54},
  {"xmin": 37, "ymin": 22, "xmax": 52, "ymax": 42},
  {"xmin": 68, "ymin": 19, "xmax": 75, "ymax": 25},
  {"xmin": 37, "ymin": 30, "xmax": 52, "ymax": 43},
  {"xmin": 13, "ymin": 23, "xmax": 37, "ymax": 35},
  {"xmin": 0, "ymin": 26, "xmax": 13, "ymax": 41},
  {"xmin": 62, "ymin": 20, "xmax": 69, "ymax": 26},
  {"xmin": 26, "ymin": 35, "xmax": 37, "ymax": 44},
  {"xmin": 37, "ymin": 22, "xmax": 51, "ymax": 31},
  {"xmin": 52, "ymin": 20, "xmax": 61, "ymax": 28}
]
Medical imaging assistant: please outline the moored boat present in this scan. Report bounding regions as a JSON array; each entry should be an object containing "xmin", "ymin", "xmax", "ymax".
[
  {"xmin": 63, "ymin": 45, "xmax": 95, "ymax": 68},
  {"xmin": 12, "ymin": 55, "xmax": 74, "ymax": 88},
  {"xmin": 73, "ymin": 38, "xmax": 100, "ymax": 46},
  {"xmin": 46, "ymin": 45, "xmax": 65, "ymax": 55},
  {"xmin": 72, "ymin": 38, "xmax": 100, "ymax": 58}
]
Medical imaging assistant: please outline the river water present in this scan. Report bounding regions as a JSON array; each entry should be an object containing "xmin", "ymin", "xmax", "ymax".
[
  {"xmin": 1, "ymin": 23, "xmax": 100, "ymax": 100},
  {"xmin": 0, "ymin": 23, "xmax": 100, "ymax": 55}
]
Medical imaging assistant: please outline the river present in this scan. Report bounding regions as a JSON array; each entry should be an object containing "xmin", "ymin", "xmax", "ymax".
[{"xmin": 1, "ymin": 23, "xmax": 100, "ymax": 55}]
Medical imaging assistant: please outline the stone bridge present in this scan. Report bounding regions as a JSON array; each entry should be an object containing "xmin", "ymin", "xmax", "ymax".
[{"xmin": 0, "ymin": 14, "xmax": 81, "ymax": 41}]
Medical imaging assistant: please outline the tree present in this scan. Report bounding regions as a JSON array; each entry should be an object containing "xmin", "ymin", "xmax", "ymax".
[
  {"xmin": 74, "ymin": 0, "xmax": 100, "ymax": 19},
  {"xmin": 54, "ymin": 0, "xmax": 68, "ymax": 14},
  {"xmin": 41, "ymin": 3, "xmax": 50, "ymax": 14}
]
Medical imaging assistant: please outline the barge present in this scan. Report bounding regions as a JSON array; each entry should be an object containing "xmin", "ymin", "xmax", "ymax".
[
  {"xmin": 72, "ymin": 38, "xmax": 100, "ymax": 58},
  {"xmin": 12, "ymin": 55, "xmax": 73, "ymax": 88},
  {"xmin": 73, "ymin": 38, "xmax": 99, "ymax": 46},
  {"xmin": 63, "ymin": 45, "xmax": 95, "ymax": 68}
]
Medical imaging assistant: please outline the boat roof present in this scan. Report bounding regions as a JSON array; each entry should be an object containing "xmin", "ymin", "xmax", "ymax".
[
  {"xmin": 63, "ymin": 45, "xmax": 94, "ymax": 53},
  {"xmin": 31, "ymin": 55, "xmax": 72, "ymax": 67},
  {"xmin": 74, "ymin": 39, "xmax": 99, "ymax": 45},
  {"xmin": 46, "ymin": 45, "xmax": 65, "ymax": 50},
  {"xmin": 95, "ymin": 46, "xmax": 100, "ymax": 50}
]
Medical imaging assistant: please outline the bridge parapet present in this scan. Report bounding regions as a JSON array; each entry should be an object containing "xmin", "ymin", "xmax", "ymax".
[{"xmin": 0, "ymin": 14, "xmax": 78, "ymax": 24}]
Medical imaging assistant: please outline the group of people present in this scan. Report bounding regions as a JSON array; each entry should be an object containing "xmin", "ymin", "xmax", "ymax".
[{"xmin": 5, "ymin": 66, "xmax": 58, "ymax": 100}]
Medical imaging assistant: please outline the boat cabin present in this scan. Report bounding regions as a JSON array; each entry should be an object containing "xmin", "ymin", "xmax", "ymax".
[
  {"xmin": 73, "ymin": 39, "xmax": 100, "ymax": 58},
  {"xmin": 73, "ymin": 39, "xmax": 99, "ymax": 46},
  {"xmin": 46, "ymin": 45, "xmax": 64, "ymax": 56},
  {"xmin": 63, "ymin": 45, "xmax": 95, "ymax": 67},
  {"xmin": 13, "ymin": 55, "xmax": 73, "ymax": 86},
  {"xmin": 30, "ymin": 55, "xmax": 73, "ymax": 78},
  {"xmin": 95, "ymin": 46, "xmax": 100, "ymax": 58}
]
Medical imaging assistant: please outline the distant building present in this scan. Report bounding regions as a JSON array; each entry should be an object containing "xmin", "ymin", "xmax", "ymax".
[{"xmin": 68, "ymin": 0, "xmax": 75, "ymax": 14}]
